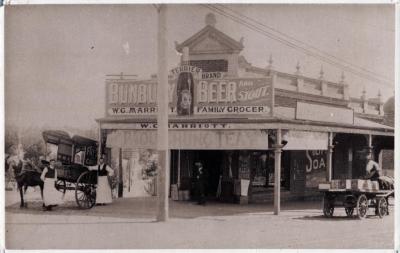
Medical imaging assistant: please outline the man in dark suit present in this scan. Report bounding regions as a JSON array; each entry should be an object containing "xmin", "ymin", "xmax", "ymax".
[{"xmin": 193, "ymin": 161, "xmax": 207, "ymax": 205}]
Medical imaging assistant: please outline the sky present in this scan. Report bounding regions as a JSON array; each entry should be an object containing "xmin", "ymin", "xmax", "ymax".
[{"xmin": 5, "ymin": 4, "xmax": 395, "ymax": 130}]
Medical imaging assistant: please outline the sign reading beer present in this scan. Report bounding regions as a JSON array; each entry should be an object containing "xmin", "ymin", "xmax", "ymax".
[{"xmin": 106, "ymin": 67, "xmax": 273, "ymax": 117}]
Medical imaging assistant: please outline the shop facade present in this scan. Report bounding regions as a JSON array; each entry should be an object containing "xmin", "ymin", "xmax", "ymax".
[{"xmin": 97, "ymin": 13, "xmax": 394, "ymax": 205}]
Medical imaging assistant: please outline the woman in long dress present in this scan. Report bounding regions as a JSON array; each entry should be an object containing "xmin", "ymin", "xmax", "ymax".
[
  {"xmin": 40, "ymin": 159, "xmax": 62, "ymax": 211},
  {"xmin": 89, "ymin": 157, "xmax": 114, "ymax": 205}
]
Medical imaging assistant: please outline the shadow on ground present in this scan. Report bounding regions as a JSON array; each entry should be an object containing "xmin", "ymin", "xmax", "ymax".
[{"xmin": 6, "ymin": 196, "xmax": 325, "ymax": 219}]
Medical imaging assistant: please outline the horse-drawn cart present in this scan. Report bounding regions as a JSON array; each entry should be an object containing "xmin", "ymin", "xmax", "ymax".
[
  {"xmin": 43, "ymin": 130, "xmax": 99, "ymax": 209},
  {"xmin": 319, "ymin": 179, "xmax": 394, "ymax": 219}
]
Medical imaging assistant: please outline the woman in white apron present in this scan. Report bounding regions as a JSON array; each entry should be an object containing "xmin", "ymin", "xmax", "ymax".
[
  {"xmin": 40, "ymin": 159, "xmax": 62, "ymax": 211},
  {"xmin": 88, "ymin": 157, "xmax": 114, "ymax": 205}
]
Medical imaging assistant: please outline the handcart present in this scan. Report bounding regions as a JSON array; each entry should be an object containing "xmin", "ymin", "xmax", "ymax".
[{"xmin": 319, "ymin": 179, "xmax": 394, "ymax": 219}]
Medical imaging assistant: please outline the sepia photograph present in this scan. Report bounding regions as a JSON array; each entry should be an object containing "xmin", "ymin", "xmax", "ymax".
[{"xmin": 3, "ymin": 3, "xmax": 396, "ymax": 250}]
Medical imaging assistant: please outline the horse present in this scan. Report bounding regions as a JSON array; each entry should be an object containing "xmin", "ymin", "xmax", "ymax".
[{"xmin": 8, "ymin": 156, "xmax": 44, "ymax": 208}]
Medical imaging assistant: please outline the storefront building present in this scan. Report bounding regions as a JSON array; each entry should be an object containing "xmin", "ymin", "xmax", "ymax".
[{"xmin": 97, "ymin": 14, "xmax": 394, "ymax": 205}]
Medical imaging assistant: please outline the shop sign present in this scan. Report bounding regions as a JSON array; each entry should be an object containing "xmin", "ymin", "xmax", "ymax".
[
  {"xmin": 201, "ymin": 72, "xmax": 224, "ymax": 79},
  {"xmin": 305, "ymin": 150, "xmax": 326, "ymax": 173},
  {"xmin": 106, "ymin": 130, "xmax": 268, "ymax": 150},
  {"xmin": 305, "ymin": 150, "xmax": 327, "ymax": 188},
  {"xmin": 135, "ymin": 123, "xmax": 229, "ymax": 129},
  {"xmin": 106, "ymin": 76, "xmax": 273, "ymax": 117},
  {"xmin": 296, "ymin": 101, "xmax": 354, "ymax": 125}
]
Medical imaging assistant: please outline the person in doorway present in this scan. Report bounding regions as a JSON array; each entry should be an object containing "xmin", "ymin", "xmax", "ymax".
[
  {"xmin": 193, "ymin": 161, "xmax": 207, "ymax": 205},
  {"xmin": 40, "ymin": 159, "xmax": 62, "ymax": 211},
  {"xmin": 88, "ymin": 156, "xmax": 114, "ymax": 205}
]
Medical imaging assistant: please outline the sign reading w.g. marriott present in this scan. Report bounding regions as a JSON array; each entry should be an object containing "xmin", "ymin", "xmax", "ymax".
[{"xmin": 106, "ymin": 68, "xmax": 273, "ymax": 117}]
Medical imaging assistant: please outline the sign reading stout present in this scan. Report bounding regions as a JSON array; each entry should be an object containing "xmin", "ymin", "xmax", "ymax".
[{"xmin": 105, "ymin": 71, "xmax": 273, "ymax": 117}]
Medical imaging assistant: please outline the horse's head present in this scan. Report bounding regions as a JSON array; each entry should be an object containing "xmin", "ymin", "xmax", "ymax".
[{"xmin": 7, "ymin": 155, "xmax": 23, "ymax": 176}]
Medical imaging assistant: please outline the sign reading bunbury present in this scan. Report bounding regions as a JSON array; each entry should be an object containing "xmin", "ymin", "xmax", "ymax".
[{"xmin": 106, "ymin": 67, "xmax": 273, "ymax": 117}]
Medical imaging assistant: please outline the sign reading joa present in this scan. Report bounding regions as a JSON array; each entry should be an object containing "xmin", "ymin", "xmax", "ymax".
[{"xmin": 106, "ymin": 68, "xmax": 273, "ymax": 117}]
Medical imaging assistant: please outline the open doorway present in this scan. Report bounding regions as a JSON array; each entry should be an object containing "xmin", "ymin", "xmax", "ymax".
[{"xmin": 170, "ymin": 150, "xmax": 224, "ymax": 201}]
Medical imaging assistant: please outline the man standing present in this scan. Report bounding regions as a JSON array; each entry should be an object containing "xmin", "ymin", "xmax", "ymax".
[
  {"xmin": 193, "ymin": 161, "xmax": 207, "ymax": 205},
  {"xmin": 88, "ymin": 156, "xmax": 114, "ymax": 205}
]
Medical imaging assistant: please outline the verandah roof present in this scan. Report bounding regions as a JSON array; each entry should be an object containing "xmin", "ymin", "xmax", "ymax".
[{"xmin": 96, "ymin": 114, "xmax": 393, "ymax": 137}]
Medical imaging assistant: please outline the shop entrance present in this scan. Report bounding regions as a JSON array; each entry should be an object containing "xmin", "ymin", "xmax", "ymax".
[{"xmin": 170, "ymin": 150, "xmax": 224, "ymax": 201}]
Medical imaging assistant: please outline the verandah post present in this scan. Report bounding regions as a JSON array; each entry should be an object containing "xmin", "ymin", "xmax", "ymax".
[
  {"xmin": 156, "ymin": 4, "xmax": 169, "ymax": 222},
  {"xmin": 273, "ymin": 128, "xmax": 283, "ymax": 215}
]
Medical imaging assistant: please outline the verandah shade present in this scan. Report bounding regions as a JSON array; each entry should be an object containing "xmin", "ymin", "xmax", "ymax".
[
  {"xmin": 106, "ymin": 129, "xmax": 269, "ymax": 150},
  {"xmin": 282, "ymin": 130, "xmax": 328, "ymax": 150}
]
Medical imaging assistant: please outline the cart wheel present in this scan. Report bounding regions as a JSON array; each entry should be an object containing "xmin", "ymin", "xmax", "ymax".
[
  {"xmin": 55, "ymin": 179, "xmax": 66, "ymax": 194},
  {"xmin": 345, "ymin": 207, "xmax": 354, "ymax": 217},
  {"xmin": 376, "ymin": 198, "xmax": 388, "ymax": 218},
  {"xmin": 356, "ymin": 194, "xmax": 368, "ymax": 219},
  {"xmin": 323, "ymin": 194, "xmax": 334, "ymax": 217},
  {"xmin": 75, "ymin": 171, "xmax": 97, "ymax": 209}
]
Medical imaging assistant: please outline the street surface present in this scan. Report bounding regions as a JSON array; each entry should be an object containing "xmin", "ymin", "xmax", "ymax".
[{"xmin": 4, "ymin": 188, "xmax": 395, "ymax": 249}]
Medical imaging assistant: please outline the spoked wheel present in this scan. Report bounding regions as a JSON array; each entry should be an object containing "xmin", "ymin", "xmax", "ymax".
[
  {"xmin": 323, "ymin": 194, "xmax": 335, "ymax": 217},
  {"xmin": 75, "ymin": 171, "xmax": 97, "ymax": 209},
  {"xmin": 376, "ymin": 197, "xmax": 388, "ymax": 218},
  {"xmin": 345, "ymin": 207, "xmax": 354, "ymax": 217},
  {"xmin": 344, "ymin": 195, "xmax": 356, "ymax": 218},
  {"xmin": 55, "ymin": 179, "xmax": 67, "ymax": 194},
  {"xmin": 356, "ymin": 194, "xmax": 368, "ymax": 219}
]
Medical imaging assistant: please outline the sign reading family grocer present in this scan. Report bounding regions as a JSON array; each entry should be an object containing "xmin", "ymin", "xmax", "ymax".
[{"xmin": 106, "ymin": 66, "xmax": 273, "ymax": 117}]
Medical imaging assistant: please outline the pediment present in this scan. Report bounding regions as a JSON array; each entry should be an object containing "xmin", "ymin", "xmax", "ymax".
[
  {"xmin": 176, "ymin": 25, "xmax": 243, "ymax": 54},
  {"xmin": 191, "ymin": 35, "xmax": 231, "ymax": 53}
]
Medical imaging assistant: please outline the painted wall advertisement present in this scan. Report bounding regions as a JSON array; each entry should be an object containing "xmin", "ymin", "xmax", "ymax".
[
  {"xmin": 305, "ymin": 150, "xmax": 327, "ymax": 188},
  {"xmin": 106, "ymin": 66, "xmax": 273, "ymax": 117}
]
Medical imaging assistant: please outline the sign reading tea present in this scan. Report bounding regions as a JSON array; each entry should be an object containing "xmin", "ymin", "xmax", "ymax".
[{"xmin": 106, "ymin": 76, "xmax": 273, "ymax": 117}]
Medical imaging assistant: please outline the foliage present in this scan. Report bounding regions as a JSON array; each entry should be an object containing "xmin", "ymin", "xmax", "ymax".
[{"xmin": 142, "ymin": 159, "xmax": 158, "ymax": 179}]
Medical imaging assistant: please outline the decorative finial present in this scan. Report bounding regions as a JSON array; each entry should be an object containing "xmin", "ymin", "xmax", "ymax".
[
  {"xmin": 377, "ymin": 89, "xmax": 382, "ymax": 102},
  {"xmin": 319, "ymin": 65, "xmax": 324, "ymax": 80},
  {"xmin": 267, "ymin": 54, "xmax": 273, "ymax": 69},
  {"xmin": 239, "ymin": 37, "xmax": 244, "ymax": 46},
  {"xmin": 361, "ymin": 86, "xmax": 367, "ymax": 100},
  {"xmin": 295, "ymin": 61, "xmax": 301, "ymax": 75},
  {"xmin": 205, "ymin": 13, "xmax": 217, "ymax": 27},
  {"xmin": 340, "ymin": 71, "xmax": 345, "ymax": 83}
]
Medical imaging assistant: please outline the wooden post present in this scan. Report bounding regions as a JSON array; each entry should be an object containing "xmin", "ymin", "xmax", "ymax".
[
  {"xmin": 97, "ymin": 123, "xmax": 102, "ymax": 161},
  {"xmin": 271, "ymin": 73, "xmax": 276, "ymax": 117},
  {"xmin": 326, "ymin": 132, "xmax": 333, "ymax": 182},
  {"xmin": 273, "ymin": 128, "xmax": 283, "ymax": 215},
  {"xmin": 347, "ymin": 147, "xmax": 353, "ymax": 179},
  {"xmin": 177, "ymin": 150, "xmax": 181, "ymax": 188},
  {"xmin": 367, "ymin": 134, "xmax": 373, "ymax": 159},
  {"xmin": 118, "ymin": 148, "xmax": 123, "ymax": 198},
  {"xmin": 156, "ymin": 4, "xmax": 169, "ymax": 222}
]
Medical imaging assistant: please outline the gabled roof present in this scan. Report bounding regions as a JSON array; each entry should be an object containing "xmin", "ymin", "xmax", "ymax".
[{"xmin": 175, "ymin": 25, "xmax": 244, "ymax": 54}]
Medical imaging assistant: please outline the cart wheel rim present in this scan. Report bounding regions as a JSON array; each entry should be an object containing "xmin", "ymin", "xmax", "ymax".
[
  {"xmin": 55, "ymin": 180, "xmax": 67, "ymax": 194},
  {"xmin": 75, "ymin": 171, "xmax": 97, "ymax": 209},
  {"xmin": 345, "ymin": 207, "xmax": 354, "ymax": 217},
  {"xmin": 323, "ymin": 195, "xmax": 334, "ymax": 217},
  {"xmin": 378, "ymin": 198, "xmax": 388, "ymax": 218},
  {"xmin": 356, "ymin": 194, "xmax": 368, "ymax": 219}
]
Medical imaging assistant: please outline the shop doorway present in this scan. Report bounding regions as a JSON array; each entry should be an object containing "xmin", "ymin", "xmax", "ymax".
[
  {"xmin": 197, "ymin": 150, "xmax": 224, "ymax": 197},
  {"xmin": 170, "ymin": 150, "xmax": 223, "ymax": 200}
]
